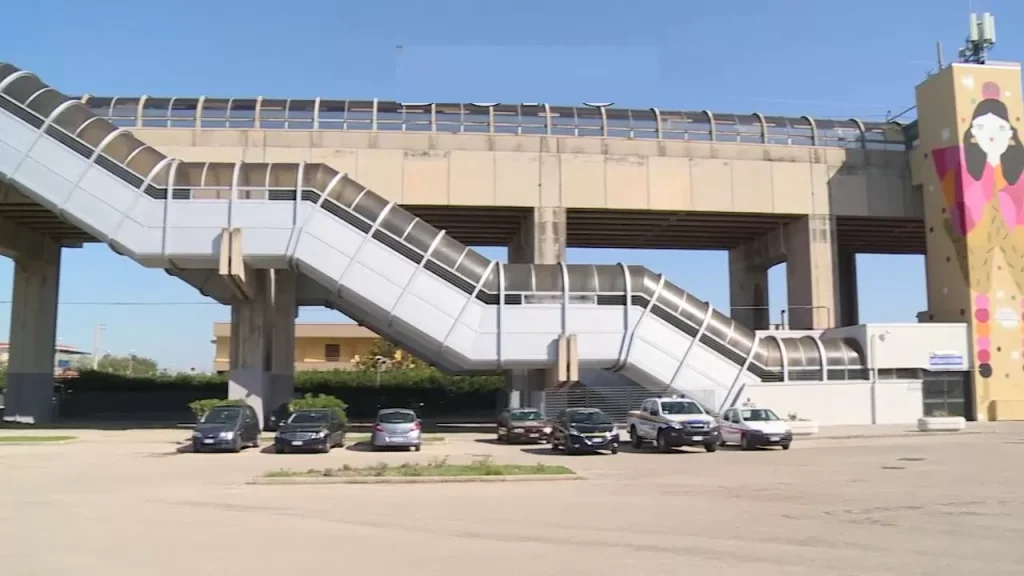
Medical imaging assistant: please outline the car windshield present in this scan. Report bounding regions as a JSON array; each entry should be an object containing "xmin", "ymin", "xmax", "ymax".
[
  {"xmin": 510, "ymin": 410, "xmax": 543, "ymax": 421},
  {"xmin": 742, "ymin": 409, "xmax": 780, "ymax": 422},
  {"xmin": 379, "ymin": 411, "xmax": 416, "ymax": 424},
  {"xmin": 288, "ymin": 411, "xmax": 330, "ymax": 425},
  {"xmin": 660, "ymin": 401, "xmax": 704, "ymax": 415},
  {"xmin": 570, "ymin": 411, "xmax": 612, "ymax": 425},
  {"xmin": 202, "ymin": 407, "xmax": 241, "ymax": 424}
]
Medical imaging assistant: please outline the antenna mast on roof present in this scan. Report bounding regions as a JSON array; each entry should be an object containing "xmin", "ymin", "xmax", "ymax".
[{"xmin": 959, "ymin": 12, "xmax": 996, "ymax": 64}]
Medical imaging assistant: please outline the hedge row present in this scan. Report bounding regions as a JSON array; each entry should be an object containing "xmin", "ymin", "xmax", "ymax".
[
  {"xmin": 62, "ymin": 368, "xmax": 504, "ymax": 393},
  {"xmin": 55, "ymin": 368, "xmax": 506, "ymax": 420}
]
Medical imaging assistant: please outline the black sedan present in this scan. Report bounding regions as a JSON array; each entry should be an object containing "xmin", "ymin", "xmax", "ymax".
[
  {"xmin": 192, "ymin": 404, "xmax": 262, "ymax": 453},
  {"xmin": 274, "ymin": 409, "xmax": 346, "ymax": 453},
  {"xmin": 549, "ymin": 408, "xmax": 620, "ymax": 455}
]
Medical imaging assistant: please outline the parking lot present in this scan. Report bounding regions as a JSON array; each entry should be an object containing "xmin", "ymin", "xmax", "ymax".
[{"xmin": 2, "ymin": 424, "xmax": 1024, "ymax": 575}]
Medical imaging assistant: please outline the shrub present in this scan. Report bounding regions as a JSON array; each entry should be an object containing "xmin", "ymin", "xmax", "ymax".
[
  {"xmin": 289, "ymin": 393, "xmax": 348, "ymax": 423},
  {"xmin": 188, "ymin": 398, "xmax": 246, "ymax": 420}
]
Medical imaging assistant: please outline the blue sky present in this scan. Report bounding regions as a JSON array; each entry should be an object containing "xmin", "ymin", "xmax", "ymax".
[{"xmin": 0, "ymin": 0, "xmax": 1018, "ymax": 370}]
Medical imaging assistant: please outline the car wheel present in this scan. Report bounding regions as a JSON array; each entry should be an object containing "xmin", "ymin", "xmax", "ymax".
[
  {"xmin": 630, "ymin": 426, "xmax": 643, "ymax": 449},
  {"xmin": 320, "ymin": 441, "xmax": 331, "ymax": 454},
  {"xmin": 274, "ymin": 445, "xmax": 285, "ymax": 454},
  {"xmin": 741, "ymin": 434, "xmax": 753, "ymax": 451},
  {"xmin": 231, "ymin": 437, "xmax": 242, "ymax": 453},
  {"xmin": 704, "ymin": 442, "xmax": 718, "ymax": 453},
  {"xmin": 656, "ymin": 430, "xmax": 671, "ymax": 453},
  {"xmin": 192, "ymin": 442, "xmax": 203, "ymax": 454},
  {"xmin": 565, "ymin": 444, "xmax": 577, "ymax": 456},
  {"xmin": 412, "ymin": 445, "xmax": 421, "ymax": 452},
  {"xmin": 610, "ymin": 445, "xmax": 619, "ymax": 455},
  {"xmin": 782, "ymin": 443, "xmax": 791, "ymax": 451}
]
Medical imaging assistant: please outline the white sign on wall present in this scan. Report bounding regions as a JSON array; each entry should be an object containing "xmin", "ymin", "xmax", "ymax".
[{"xmin": 928, "ymin": 351, "xmax": 965, "ymax": 371}]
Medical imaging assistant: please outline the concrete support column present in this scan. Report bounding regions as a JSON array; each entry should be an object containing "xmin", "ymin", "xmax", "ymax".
[
  {"xmin": 3, "ymin": 242, "xmax": 61, "ymax": 424},
  {"xmin": 509, "ymin": 207, "xmax": 566, "ymax": 264},
  {"xmin": 728, "ymin": 245, "xmax": 775, "ymax": 330},
  {"xmin": 269, "ymin": 269, "xmax": 297, "ymax": 416},
  {"xmin": 506, "ymin": 207, "xmax": 567, "ymax": 410},
  {"xmin": 785, "ymin": 215, "xmax": 841, "ymax": 330},
  {"xmin": 837, "ymin": 250, "xmax": 859, "ymax": 327},
  {"xmin": 228, "ymin": 269, "xmax": 273, "ymax": 427}
]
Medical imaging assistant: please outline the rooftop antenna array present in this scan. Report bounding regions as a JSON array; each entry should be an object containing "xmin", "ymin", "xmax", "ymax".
[{"xmin": 959, "ymin": 12, "xmax": 996, "ymax": 64}]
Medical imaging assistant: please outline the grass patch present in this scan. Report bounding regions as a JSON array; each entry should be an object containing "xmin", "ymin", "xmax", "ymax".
[
  {"xmin": 0, "ymin": 435, "xmax": 77, "ymax": 443},
  {"xmin": 263, "ymin": 455, "xmax": 573, "ymax": 479}
]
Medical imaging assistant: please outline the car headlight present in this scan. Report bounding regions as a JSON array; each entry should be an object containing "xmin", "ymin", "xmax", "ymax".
[
  {"xmin": 313, "ymin": 430, "xmax": 327, "ymax": 438},
  {"xmin": 218, "ymin": 431, "xmax": 235, "ymax": 440},
  {"xmin": 191, "ymin": 431, "xmax": 202, "ymax": 438},
  {"xmin": 568, "ymin": 427, "xmax": 581, "ymax": 436},
  {"xmin": 609, "ymin": 426, "xmax": 619, "ymax": 436},
  {"xmin": 542, "ymin": 426, "xmax": 552, "ymax": 434},
  {"xmin": 512, "ymin": 428, "xmax": 524, "ymax": 433}
]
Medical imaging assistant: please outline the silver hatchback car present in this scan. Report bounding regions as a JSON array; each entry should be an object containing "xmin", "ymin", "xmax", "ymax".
[{"xmin": 370, "ymin": 408, "xmax": 422, "ymax": 451}]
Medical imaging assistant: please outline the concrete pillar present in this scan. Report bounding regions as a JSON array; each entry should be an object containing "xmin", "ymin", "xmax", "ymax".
[
  {"xmin": 785, "ymin": 215, "xmax": 841, "ymax": 330},
  {"xmin": 228, "ymin": 269, "xmax": 272, "ymax": 426},
  {"xmin": 914, "ymin": 63, "xmax": 1024, "ymax": 420},
  {"xmin": 728, "ymin": 246, "xmax": 774, "ymax": 330},
  {"xmin": 269, "ymin": 269, "xmax": 297, "ymax": 415},
  {"xmin": 3, "ymin": 242, "xmax": 61, "ymax": 424},
  {"xmin": 837, "ymin": 250, "xmax": 859, "ymax": 327},
  {"xmin": 506, "ymin": 207, "xmax": 567, "ymax": 409},
  {"xmin": 509, "ymin": 207, "xmax": 566, "ymax": 264}
]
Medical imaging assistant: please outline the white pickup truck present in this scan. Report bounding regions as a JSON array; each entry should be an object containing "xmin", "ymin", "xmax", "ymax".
[{"xmin": 627, "ymin": 396, "xmax": 720, "ymax": 452}]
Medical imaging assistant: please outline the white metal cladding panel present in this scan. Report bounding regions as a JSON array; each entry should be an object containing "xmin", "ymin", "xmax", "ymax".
[
  {"xmin": 11, "ymin": 155, "xmax": 74, "ymax": 208},
  {"xmin": 566, "ymin": 306, "xmax": 624, "ymax": 334},
  {"xmin": 405, "ymin": 272, "xmax": 466, "ymax": 320},
  {"xmin": 443, "ymin": 320, "xmax": 483, "ymax": 360},
  {"xmin": 233, "ymin": 201, "xmax": 294, "ymax": 229},
  {"xmin": 76, "ymin": 167, "xmax": 137, "ymax": 218},
  {"xmin": 339, "ymin": 262, "xmax": 404, "ymax": 312},
  {"xmin": 129, "ymin": 196, "xmax": 163, "ymax": 227},
  {"xmin": 29, "ymin": 138, "xmax": 83, "ymax": 188},
  {"xmin": 391, "ymin": 291, "xmax": 456, "ymax": 342},
  {"xmin": 345, "ymin": 240, "xmax": 414, "ymax": 289},
  {"xmin": 113, "ymin": 214, "xmax": 159, "ymax": 256},
  {"xmin": 455, "ymin": 297, "xmax": 486, "ymax": 328},
  {"xmin": 172, "ymin": 200, "xmax": 229, "ymax": 230},
  {"xmin": 657, "ymin": 364, "xmax": 725, "ymax": 401},
  {"xmin": 295, "ymin": 242, "xmax": 351, "ymax": 289},
  {"xmin": 625, "ymin": 337, "xmax": 679, "ymax": 385},
  {"xmin": 681, "ymin": 345, "xmax": 743, "ymax": 389},
  {"xmin": 501, "ymin": 305, "xmax": 562, "ymax": 334},
  {"xmin": 302, "ymin": 211, "xmax": 363, "ymax": 258},
  {"xmin": 0, "ymin": 108, "xmax": 36, "ymax": 163},
  {"xmin": 634, "ymin": 313, "xmax": 692, "ymax": 361},
  {"xmin": 0, "ymin": 136, "xmax": 20, "ymax": 176}
]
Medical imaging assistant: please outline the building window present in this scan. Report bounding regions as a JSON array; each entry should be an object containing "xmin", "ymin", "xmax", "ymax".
[
  {"xmin": 324, "ymin": 344, "xmax": 341, "ymax": 362},
  {"xmin": 922, "ymin": 371, "xmax": 966, "ymax": 418}
]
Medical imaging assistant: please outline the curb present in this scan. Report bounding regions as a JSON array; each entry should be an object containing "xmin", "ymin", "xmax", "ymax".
[
  {"xmin": 0, "ymin": 439, "xmax": 77, "ymax": 446},
  {"xmin": 800, "ymin": 430, "xmax": 982, "ymax": 442},
  {"xmin": 248, "ymin": 473, "xmax": 583, "ymax": 485}
]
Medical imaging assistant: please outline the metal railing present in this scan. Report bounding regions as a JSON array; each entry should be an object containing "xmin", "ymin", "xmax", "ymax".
[{"xmin": 77, "ymin": 95, "xmax": 908, "ymax": 151}]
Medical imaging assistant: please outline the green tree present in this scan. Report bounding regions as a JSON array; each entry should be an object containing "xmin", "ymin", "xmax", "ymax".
[
  {"xmin": 96, "ymin": 353, "xmax": 159, "ymax": 376},
  {"xmin": 0, "ymin": 361, "xmax": 7, "ymax": 392},
  {"xmin": 352, "ymin": 339, "xmax": 422, "ymax": 371}
]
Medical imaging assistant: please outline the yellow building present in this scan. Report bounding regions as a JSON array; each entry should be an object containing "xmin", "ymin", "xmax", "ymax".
[{"xmin": 212, "ymin": 323, "xmax": 381, "ymax": 373}]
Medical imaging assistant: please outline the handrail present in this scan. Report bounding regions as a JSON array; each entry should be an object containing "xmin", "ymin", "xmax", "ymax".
[{"xmin": 77, "ymin": 94, "xmax": 908, "ymax": 151}]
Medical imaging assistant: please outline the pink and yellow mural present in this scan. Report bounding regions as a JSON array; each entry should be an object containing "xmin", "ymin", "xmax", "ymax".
[{"xmin": 917, "ymin": 62, "xmax": 1024, "ymax": 419}]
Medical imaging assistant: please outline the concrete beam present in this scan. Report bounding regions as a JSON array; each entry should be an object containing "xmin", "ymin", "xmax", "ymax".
[
  {"xmin": 218, "ymin": 228, "xmax": 257, "ymax": 301},
  {"xmin": 509, "ymin": 207, "xmax": 566, "ymax": 264}
]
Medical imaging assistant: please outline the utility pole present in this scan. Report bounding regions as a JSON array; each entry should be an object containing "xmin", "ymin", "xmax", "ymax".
[{"xmin": 92, "ymin": 324, "xmax": 106, "ymax": 369}]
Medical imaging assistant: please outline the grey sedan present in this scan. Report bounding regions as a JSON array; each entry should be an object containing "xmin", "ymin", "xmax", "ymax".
[{"xmin": 370, "ymin": 408, "xmax": 422, "ymax": 451}]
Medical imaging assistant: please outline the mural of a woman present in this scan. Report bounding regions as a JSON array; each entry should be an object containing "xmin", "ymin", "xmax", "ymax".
[{"xmin": 932, "ymin": 81, "xmax": 1024, "ymax": 380}]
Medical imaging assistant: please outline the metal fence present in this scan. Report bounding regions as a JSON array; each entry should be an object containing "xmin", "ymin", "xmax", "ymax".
[
  {"xmin": 76, "ymin": 95, "xmax": 908, "ymax": 150},
  {"xmin": 544, "ymin": 383, "xmax": 648, "ymax": 423}
]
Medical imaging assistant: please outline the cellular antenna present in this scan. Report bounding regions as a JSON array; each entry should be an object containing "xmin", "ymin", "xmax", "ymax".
[{"xmin": 959, "ymin": 12, "xmax": 996, "ymax": 64}]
